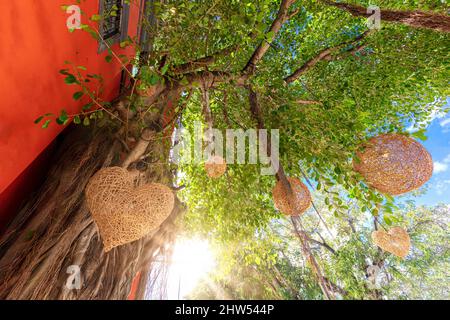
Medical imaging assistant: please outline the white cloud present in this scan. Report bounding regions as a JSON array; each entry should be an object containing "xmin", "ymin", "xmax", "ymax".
[
  {"xmin": 435, "ymin": 179, "xmax": 450, "ymax": 195},
  {"xmin": 445, "ymin": 154, "xmax": 450, "ymax": 163},
  {"xmin": 434, "ymin": 161, "xmax": 448, "ymax": 174},
  {"xmin": 440, "ymin": 117, "xmax": 450, "ymax": 133},
  {"xmin": 440, "ymin": 118, "xmax": 450, "ymax": 127}
]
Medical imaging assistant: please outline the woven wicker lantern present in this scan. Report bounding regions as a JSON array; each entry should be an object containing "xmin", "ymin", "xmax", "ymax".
[
  {"xmin": 205, "ymin": 155, "xmax": 227, "ymax": 178},
  {"xmin": 371, "ymin": 227, "xmax": 410, "ymax": 259},
  {"xmin": 353, "ymin": 134, "xmax": 433, "ymax": 195},
  {"xmin": 85, "ymin": 167, "xmax": 175, "ymax": 252},
  {"xmin": 272, "ymin": 177, "xmax": 312, "ymax": 216}
]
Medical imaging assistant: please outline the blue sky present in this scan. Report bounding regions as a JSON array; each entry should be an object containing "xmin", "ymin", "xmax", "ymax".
[{"xmin": 408, "ymin": 103, "xmax": 450, "ymax": 206}]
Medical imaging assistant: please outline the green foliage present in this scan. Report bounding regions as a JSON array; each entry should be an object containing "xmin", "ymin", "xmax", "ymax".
[
  {"xmin": 43, "ymin": 0, "xmax": 450, "ymax": 299},
  {"xmin": 164, "ymin": 0, "xmax": 448, "ymax": 299}
]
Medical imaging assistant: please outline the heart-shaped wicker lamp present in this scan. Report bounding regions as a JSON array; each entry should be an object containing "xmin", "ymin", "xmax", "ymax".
[
  {"xmin": 353, "ymin": 134, "xmax": 433, "ymax": 195},
  {"xmin": 372, "ymin": 227, "xmax": 411, "ymax": 259},
  {"xmin": 85, "ymin": 167, "xmax": 175, "ymax": 252}
]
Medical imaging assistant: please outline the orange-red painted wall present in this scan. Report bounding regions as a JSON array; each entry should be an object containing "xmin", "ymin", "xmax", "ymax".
[
  {"xmin": 127, "ymin": 271, "xmax": 142, "ymax": 300},
  {"xmin": 0, "ymin": 1, "xmax": 141, "ymax": 226}
]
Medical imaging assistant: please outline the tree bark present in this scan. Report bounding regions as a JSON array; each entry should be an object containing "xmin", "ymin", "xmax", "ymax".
[
  {"xmin": 0, "ymin": 105, "xmax": 181, "ymax": 299},
  {"xmin": 324, "ymin": 1, "xmax": 450, "ymax": 32}
]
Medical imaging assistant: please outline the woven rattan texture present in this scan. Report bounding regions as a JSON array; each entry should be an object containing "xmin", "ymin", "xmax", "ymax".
[
  {"xmin": 85, "ymin": 167, "xmax": 174, "ymax": 252},
  {"xmin": 272, "ymin": 177, "xmax": 312, "ymax": 216},
  {"xmin": 354, "ymin": 134, "xmax": 433, "ymax": 195}
]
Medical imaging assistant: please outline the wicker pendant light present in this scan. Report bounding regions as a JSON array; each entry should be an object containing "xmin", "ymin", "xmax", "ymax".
[
  {"xmin": 372, "ymin": 227, "xmax": 411, "ymax": 259},
  {"xmin": 353, "ymin": 134, "xmax": 433, "ymax": 195},
  {"xmin": 272, "ymin": 177, "xmax": 312, "ymax": 216},
  {"xmin": 85, "ymin": 167, "xmax": 175, "ymax": 252},
  {"xmin": 205, "ymin": 155, "xmax": 227, "ymax": 178}
]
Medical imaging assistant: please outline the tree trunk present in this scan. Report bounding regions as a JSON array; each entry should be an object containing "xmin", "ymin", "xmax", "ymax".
[
  {"xmin": 325, "ymin": 1, "xmax": 450, "ymax": 32},
  {"xmin": 0, "ymin": 107, "xmax": 181, "ymax": 299}
]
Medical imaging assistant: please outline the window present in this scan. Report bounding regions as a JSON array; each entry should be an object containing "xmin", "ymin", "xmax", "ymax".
[{"xmin": 98, "ymin": 0, "xmax": 130, "ymax": 52}]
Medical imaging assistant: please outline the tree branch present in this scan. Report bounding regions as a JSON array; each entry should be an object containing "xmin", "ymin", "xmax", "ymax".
[
  {"xmin": 201, "ymin": 82, "xmax": 214, "ymax": 144},
  {"xmin": 323, "ymin": 1, "xmax": 450, "ymax": 32},
  {"xmin": 291, "ymin": 216, "xmax": 335, "ymax": 299},
  {"xmin": 247, "ymin": 85, "xmax": 290, "ymax": 189},
  {"xmin": 284, "ymin": 30, "xmax": 372, "ymax": 83},
  {"xmin": 170, "ymin": 45, "xmax": 239, "ymax": 75},
  {"xmin": 122, "ymin": 128, "xmax": 155, "ymax": 169},
  {"xmin": 323, "ymin": 276, "xmax": 348, "ymax": 297},
  {"xmin": 305, "ymin": 235, "xmax": 337, "ymax": 255},
  {"xmin": 296, "ymin": 99, "xmax": 323, "ymax": 105},
  {"xmin": 299, "ymin": 168, "xmax": 333, "ymax": 236},
  {"xmin": 247, "ymin": 86, "xmax": 334, "ymax": 299},
  {"xmin": 242, "ymin": 0, "xmax": 298, "ymax": 75}
]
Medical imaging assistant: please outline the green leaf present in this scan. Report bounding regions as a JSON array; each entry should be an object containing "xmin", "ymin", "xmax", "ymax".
[
  {"xmin": 42, "ymin": 119, "xmax": 51, "ymax": 129},
  {"xmin": 161, "ymin": 64, "xmax": 169, "ymax": 75},
  {"xmin": 90, "ymin": 14, "xmax": 101, "ymax": 22},
  {"xmin": 82, "ymin": 103, "xmax": 93, "ymax": 111},
  {"xmin": 105, "ymin": 55, "xmax": 113, "ymax": 63},
  {"xmin": 120, "ymin": 41, "xmax": 131, "ymax": 48},
  {"xmin": 266, "ymin": 31, "xmax": 275, "ymax": 41},
  {"xmin": 179, "ymin": 76, "xmax": 189, "ymax": 86},
  {"xmin": 34, "ymin": 116, "xmax": 44, "ymax": 124},
  {"xmin": 56, "ymin": 109, "xmax": 69, "ymax": 125},
  {"xmin": 64, "ymin": 74, "xmax": 79, "ymax": 85},
  {"xmin": 383, "ymin": 215, "xmax": 393, "ymax": 226},
  {"xmin": 83, "ymin": 117, "xmax": 90, "ymax": 126},
  {"xmin": 411, "ymin": 129, "xmax": 428, "ymax": 141},
  {"xmin": 80, "ymin": 25, "xmax": 100, "ymax": 40},
  {"xmin": 372, "ymin": 207, "xmax": 379, "ymax": 216},
  {"xmin": 73, "ymin": 115, "xmax": 81, "ymax": 124},
  {"xmin": 73, "ymin": 91, "xmax": 84, "ymax": 100},
  {"xmin": 149, "ymin": 73, "xmax": 160, "ymax": 85}
]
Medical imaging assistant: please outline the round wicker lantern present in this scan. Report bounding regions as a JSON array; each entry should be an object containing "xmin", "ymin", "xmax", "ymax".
[
  {"xmin": 85, "ymin": 167, "xmax": 175, "ymax": 252},
  {"xmin": 205, "ymin": 155, "xmax": 227, "ymax": 178},
  {"xmin": 353, "ymin": 134, "xmax": 433, "ymax": 195},
  {"xmin": 272, "ymin": 177, "xmax": 312, "ymax": 216},
  {"xmin": 371, "ymin": 227, "xmax": 410, "ymax": 259}
]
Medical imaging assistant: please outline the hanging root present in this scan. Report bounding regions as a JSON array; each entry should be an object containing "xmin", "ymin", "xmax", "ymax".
[{"xmin": 0, "ymin": 124, "xmax": 181, "ymax": 300}]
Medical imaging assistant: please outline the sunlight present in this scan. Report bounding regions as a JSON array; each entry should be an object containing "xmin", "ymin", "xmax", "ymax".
[{"xmin": 167, "ymin": 238, "xmax": 216, "ymax": 299}]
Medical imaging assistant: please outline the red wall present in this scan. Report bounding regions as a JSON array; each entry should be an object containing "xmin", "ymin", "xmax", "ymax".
[
  {"xmin": 127, "ymin": 271, "xmax": 142, "ymax": 300},
  {"xmin": 0, "ymin": 1, "xmax": 141, "ymax": 227}
]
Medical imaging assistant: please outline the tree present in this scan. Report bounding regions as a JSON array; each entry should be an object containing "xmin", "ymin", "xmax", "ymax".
[
  {"xmin": 0, "ymin": 0, "xmax": 448, "ymax": 299},
  {"xmin": 188, "ymin": 199, "xmax": 449, "ymax": 300}
]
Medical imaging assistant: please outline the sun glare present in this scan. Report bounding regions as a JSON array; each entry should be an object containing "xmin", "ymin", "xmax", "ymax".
[{"xmin": 167, "ymin": 238, "xmax": 216, "ymax": 299}]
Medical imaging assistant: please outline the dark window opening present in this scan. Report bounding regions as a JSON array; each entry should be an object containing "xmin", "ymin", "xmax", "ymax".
[
  {"xmin": 98, "ymin": 0, "xmax": 130, "ymax": 52},
  {"xmin": 100, "ymin": 0, "xmax": 123, "ymax": 40}
]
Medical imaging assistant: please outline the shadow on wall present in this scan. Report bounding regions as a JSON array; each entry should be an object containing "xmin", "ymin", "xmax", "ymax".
[{"xmin": 0, "ymin": 126, "xmax": 71, "ymax": 236}]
